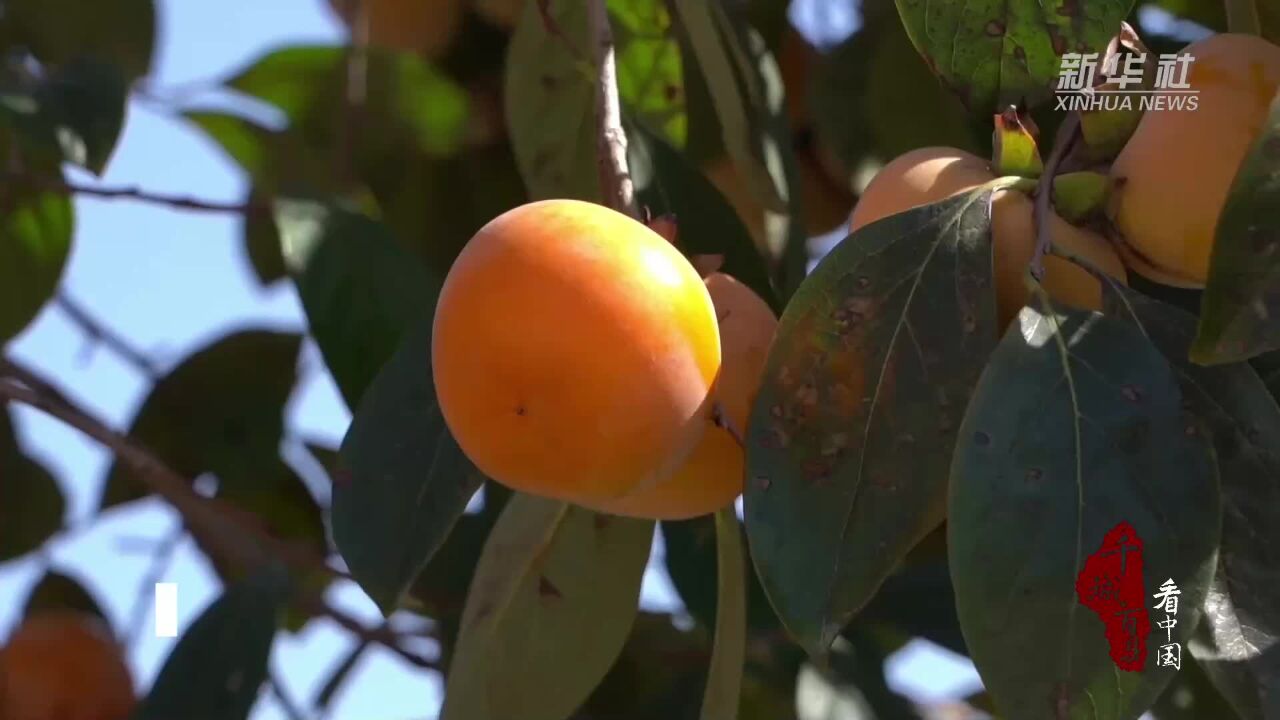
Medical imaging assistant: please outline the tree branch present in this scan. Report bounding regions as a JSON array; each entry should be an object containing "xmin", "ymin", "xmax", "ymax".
[
  {"xmin": 587, "ymin": 0, "xmax": 637, "ymax": 218},
  {"xmin": 1030, "ymin": 113, "xmax": 1081, "ymax": 281},
  {"xmin": 13, "ymin": 174, "xmax": 257, "ymax": 214},
  {"xmin": 316, "ymin": 603, "xmax": 440, "ymax": 670},
  {"xmin": 55, "ymin": 293, "xmax": 163, "ymax": 379}
]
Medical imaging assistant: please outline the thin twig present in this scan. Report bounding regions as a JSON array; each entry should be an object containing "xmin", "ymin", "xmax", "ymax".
[
  {"xmin": 270, "ymin": 670, "xmax": 311, "ymax": 720},
  {"xmin": 316, "ymin": 602, "xmax": 439, "ymax": 670},
  {"xmin": 12, "ymin": 174, "xmax": 256, "ymax": 214},
  {"xmin": 587, "ymin": 0, "xmax": 637, "ymax": 218},
  {"xmin": 1030, "ymin": 113, "xmax": 1081, "ymax": 281},
  {"xmin": 123, "ymin": 525, "xmax": 187, "ymax": 648},
  {"xmin": 55, "ymin": 293, "xmax": 163, "ymax": 379}
]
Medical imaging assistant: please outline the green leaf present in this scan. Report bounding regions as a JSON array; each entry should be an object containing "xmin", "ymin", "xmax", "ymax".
[
  {"xmin": 0, "ymin": 406, "xmax": 65, "ymax": 561},
  {"xmin": 1152, "ymin": 654, "xmax": 1244, "ymax": 720},
  {"xmin": 670, "ymin": 0, "xmax": 785, "ymax": 213},
  {"xmin": 333, "ymin": 315, "xmax": 482, "ymax": 614},
  {"xmin": 811, "ymin": 4, "xmax": 981, "ymax": 182},
  {"xmin": 609, "ymin": 0, "xmax": 687, "ymax": 146},
  {"xmin": 1104, "ymin": 285, "xmax": 1280, "ymax": 720},
  {"xmin": 226, "ymin": 46, "xmax": 469, "ymax": 160},
  {"xmin": 21, "ymin": 569, "xmax": 106, "ymax": 621},
  {"xmin": 744, "ymin": 188, "xmax": 999, "ymax": 654},
  {"xmin": 441, "ymin": 495, "xmax": 653, "ymax": 720},
  {"xmin": 949, "ymin": 305, "xmax": 1221, "ymax": 719},
  {"xmin": 504, "ymin": 0, "xmax": 601, "ymax": 202},
  {"xmin": 857, "ymin": 558, "xmax": 968, "ymax": 656},
  {"xmin": 34, "ymin": 58, "xmax": 128, "ymax": 174},
  {"xmin": 1193, "ymin": 88, "xmax": 1280, "ymax": 365},
  {"xmin": 0, "ymin": 0, "xmax": 156, "ymax": 81},
  {"xmin": 0, "ymin": 171, "xmax": 73, "ymax": 346},
  {"xmin": 134, "ymin": 564, "xmax": 289, "ymax": 720},
  {"xmin": 625, "ymin": 118, "xmax": 777, "ymax": 309},
  {"xmin": 893, "ymin": 0, "xmax": 1134, "ymax": 112},
  {"xmin": 700, "ymin": 508, "xmax": 746, "ymax": 720},
  {"xmin": 275, "ymin": 200, "xmax": 436, "ymax": 408},
  {"xmin": 97, "ymin": 330, "xmax": 302, "ymax": 511}
]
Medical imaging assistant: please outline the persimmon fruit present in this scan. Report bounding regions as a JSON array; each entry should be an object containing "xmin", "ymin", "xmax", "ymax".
[
  {"xmin": 589, "ymin": 273, "xmax": 777, "ymax": 520},
  {"xmin": 849, "ymin": 147, "xmax": 1128, "ymax": 327},
  {"xmin": 1109, "ymin": 33, "xmax": 1280, "ymax": 288},
  {"xmin": 433, "ymin": 199, "xmax": 722, "ymax": 505},
  {"xmin": 0, "ymin": 611, "xmax": 135, "ymax": 720}
]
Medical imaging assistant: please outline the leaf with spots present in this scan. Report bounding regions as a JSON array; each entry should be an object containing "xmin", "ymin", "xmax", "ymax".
[
  {"xmin": 96, "ymin": 330, "xmax": 302, "ymax": 511},
  {"xmin": 1105, "ymin": 284, "xmax": 1280, "ymax": 720},
  {"xmin": 134, "ymin": 563, "xmax": 289, "ymax": 720},
  {"xmin": 0, "ymin": 406, "xmax": 64, "ymax": 562},
  {"xmin": 1194, "ymin": 89, "xmax": 1280, "ymax": 365},
  {"xmin": 893, "ymin": 0, "xmax": 1134, "ymax": 113},
  {"xmin": 441, "ymin": 494, "xmax": 653, "ymax": 720},
  {"xmin": 743, "ymin": 187, "xmax": 999, "ymax": 654},
  {"xmin": 333, "ymin": 314, "xmax": 483, "ymax": 614},
  {"xmin": 949, "ymin": 305, "xmax": 1221, "ymax": 720}
]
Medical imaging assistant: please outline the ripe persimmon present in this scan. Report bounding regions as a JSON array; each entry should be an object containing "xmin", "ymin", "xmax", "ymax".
[
  {"xmin": 433, "ymin": 199, "xmax": 722, "ymax": 505},
  {"xmin": 849, "ymin": 147, "xmax": 1128, "ymax": 327},
  {"xmin": 1109, "ymin": 33, "xmax": 1280, "ymax": 287},
  {"xmin": 588, "ymin": 273, "xmax": 777, "ymax": 520},
  {"xmin": 0, "ymin": 611, "xmax": 135, "ymax": 720}
]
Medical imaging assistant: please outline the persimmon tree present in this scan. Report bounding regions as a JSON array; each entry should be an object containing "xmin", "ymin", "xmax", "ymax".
[{"xmin": 2, "ymin": 0, "xmax": 1280, "ymax": 718}]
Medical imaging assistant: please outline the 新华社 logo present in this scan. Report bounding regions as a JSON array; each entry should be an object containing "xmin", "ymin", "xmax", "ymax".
[{"xmin": 1055, "ymin": 52, "xmax": 1199, "ymax": 112}]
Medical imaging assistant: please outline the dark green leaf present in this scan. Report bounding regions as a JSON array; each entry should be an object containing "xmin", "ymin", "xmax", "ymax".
[
  {"xmin": 894, "ymin": 0, "xmax": 1134, "ymax": 112},
  {"xmin": 504, "ymin": 0, "xmax": 601, "ymax": 201},
  {"xmin": 34, "ymin": 58, "xmax": 128, "ymax": 174},
  {"xmin": 0, "ymin": 0, "xmax": 155, "ymax": 81},
  {"xmin": 625, "ymin": 118, "xmax": 778, "ymax": 309},
  {"xmin": 21, "ymin": 569, "xmax": 105, "ymax": 621},
  {"xmin": 670, "ymin": 0, "xmax": 785, "ymax": 212},
  {"xmin": 333, "ymin": 315, "xmax": 482, "ymax": 614},
  {"xmin": 1194, "ymin": 89, "xmax": 1280, "ymax": 364},
  {"xmin": 857, "ymin": 557, "xmax": 968, "ymax": 656},
  {"xmin": 276, "ymin": 200, "xmax": 435, "ymax": 408},
  {"xmin": 441, "ymin": 495, "xmax": 653, "ymax": 720},
  {"xmin": 949, "ymin": 305, "xmax": 1220, "ymax": 719},
  {"xmin": 0, "ymin": 172, "xmax": 72, "ymax": 346},
  {"xmin": 97, "ymin": 330, "xmax": 302, "ymax": 511},
  {"xmin": 134, "ymin": 564, "xmax": 289, "ymax": 720},
  {"xmin": 700, "ymin": 508, "xmax": 746, "ymax": 720},
  {"xmin": 1152, "ymin": 653, "xmax": 1244, "ymax": 720},
  {"xmin": 660, "ymin": 516, "xmax": 777, "ymax": 632},
  {"xmin": 744, "ymin": 188, "xmax": 998, "ymax": 653},
  {"xmin": 1104, "ymin": 285, "xmax": 1280, "ymax": 719},
  {"xmin": 0, "ymin": 406, "xmax": 64, "ymax": 561},
  {"xmin": 810, "ymin": 2, "xmax": 982, "ymax": 179},
  {"xmin": 242, "ymin": 196, "xmax": 287, "ymax": 286}
]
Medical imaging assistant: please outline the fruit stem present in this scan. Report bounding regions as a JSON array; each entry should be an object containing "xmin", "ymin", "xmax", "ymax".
[
  {"xmin": 1030, "ymin": 113, "xmax": 1082, "ymax": 281},
  {"xmin": 713, "ymin": 401, "xmax": 746, "ymax": 448},
  {"xmin": 1224, "ymin": 0, "xmax": 1262, "ymax": 35},
  {"xmin": 587, "ymin": 0, "xmax": 639, "ymax": 218}
]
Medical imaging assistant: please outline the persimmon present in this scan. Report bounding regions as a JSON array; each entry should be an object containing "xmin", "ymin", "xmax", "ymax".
[
  {"xmin": 589, "ymin": 273, "xmax": 777, "ymax": 520},
  {"xmin": 0, "ymin": 611, "xmax": 135, "ymax": 720},
  {"xmin": 330, "ymin": 0, "xmax": 462, "ymax": 58},
  {"xmin": 849, "ymin": 147, "xmax": 1128, "ymax": 327},
  {"xmin": 433, "ymin": 199, "xmax": 722, "ymax": 504},
  {"xmin": 1109, "ymin": 33, "xmax": 1280, "ymax": 288}
]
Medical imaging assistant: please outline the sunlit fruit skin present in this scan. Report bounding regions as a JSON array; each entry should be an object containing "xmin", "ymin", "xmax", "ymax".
[
  {"xmin": 849, "ymin": 147, "xmax": 1128, "ymax": 328},
  {"xmin": 1110, "ymin": 33, "xmax": 1280, "ymax": 288},
  {"xmin": 331, "ymin": 0, "xmax": 462, "ymax": 58},
  {"xmin": 0, "ymin": 611, "xmax": 136, "ymax": 720},
  {"xmin": 588, "ymin": 273, "xmax": 777, "ymax": 520},
  {"xmin": 433, "ymin": 199, "xmax": 722, "ymax": 504}
]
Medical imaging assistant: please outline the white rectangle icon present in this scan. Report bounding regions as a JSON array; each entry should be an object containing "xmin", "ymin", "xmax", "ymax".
[{"xmin": 155, "ymin": 583, "xmax": 178, "ymax": 638}]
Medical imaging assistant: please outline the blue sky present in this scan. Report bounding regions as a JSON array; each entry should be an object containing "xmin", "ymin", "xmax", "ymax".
[{"xmin": 0, "ymin": 0, "xmax": 985, "ymax": 717}]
